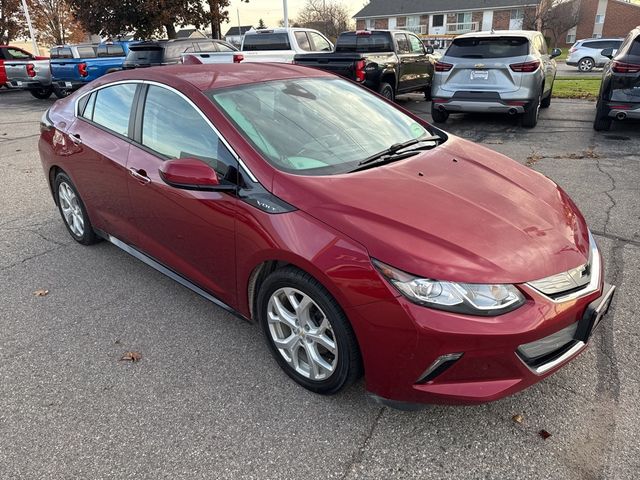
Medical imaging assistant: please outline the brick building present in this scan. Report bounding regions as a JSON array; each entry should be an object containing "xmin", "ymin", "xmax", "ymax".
[{"xmin": 562, "ymin": 0, "xmax": 640, "ymax": 46}]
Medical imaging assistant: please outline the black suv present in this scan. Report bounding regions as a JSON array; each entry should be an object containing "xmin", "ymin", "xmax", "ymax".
[
  {"xmin": 594, "ymin": 26, "xmax": 640, "ymax": 131},
  {"xmin": 123, "ymin": 38, "xmax": 236, "ymax": 69}
]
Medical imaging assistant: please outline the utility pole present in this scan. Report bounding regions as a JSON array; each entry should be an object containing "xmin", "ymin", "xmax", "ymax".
[
  {"xmin": 20, "ymin": 0, "xmax": 40, "ymax": 56},
  {"xmin": 283, "ymin": 0, "xmax": 289, "ymax": 28}
]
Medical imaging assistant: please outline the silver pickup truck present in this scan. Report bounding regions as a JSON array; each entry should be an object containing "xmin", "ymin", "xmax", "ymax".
[{"xmin": 6, "ymin": 58, "xmax": 53, "ymax": 99}]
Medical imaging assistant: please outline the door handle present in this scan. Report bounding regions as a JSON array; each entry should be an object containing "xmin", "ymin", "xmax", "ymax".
[
  {"xmin": 69, "ymin": 133, "xmax": 82, "ymax": 145},
  {"xmin": 129, "ymin": 167, "xmax": 150, "ymax": 184}
]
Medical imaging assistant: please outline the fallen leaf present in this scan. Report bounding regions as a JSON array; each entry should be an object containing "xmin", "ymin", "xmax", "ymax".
[
  {"xmin": 33, "ymin": 289, "xmax": 49, "ymax": 297},
  {"xmin": 512, "ymin": 414, "xmax": 524, "ymax": 424},
  {"xmin": 539, "ymin": 429, "xmax": 552, "ymax": 440},
  {"xmin": 119, "ymin": 351, "xmax": 142, "ymax": 362}
]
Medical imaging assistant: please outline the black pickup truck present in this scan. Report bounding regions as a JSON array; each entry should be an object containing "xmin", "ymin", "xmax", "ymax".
[{"xmin": 293, "ymin": 30, "xmax": 436, "ymax": 101}]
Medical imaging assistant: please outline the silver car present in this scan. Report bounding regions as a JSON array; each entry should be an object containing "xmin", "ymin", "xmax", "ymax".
[
  {"xmin": 431, "ymin": 30, "xmax": 561, "ymax": 128},
  {"xmin": 567, "ymin": 38, "xmax": 624, "ymax": 72}
]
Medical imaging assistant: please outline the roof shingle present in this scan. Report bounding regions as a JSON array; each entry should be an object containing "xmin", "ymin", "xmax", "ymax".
[{"xmin": 354, "ymin": 0, "xmax": 540, "ymax": 18}]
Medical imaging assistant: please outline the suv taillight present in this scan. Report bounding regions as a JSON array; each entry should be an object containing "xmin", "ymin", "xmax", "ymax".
[
  {"xmin": 612, "ymin": 60, "xmax": 640, "ymax": 74},
  {"xmin": 435, "ymin": 61, "xmax": 453, "ymax": 72},
  {"xmin": 510, "ymin": 60, "xmax": 540, "ymax": 72},
  {"xmin": 233, "ymin": 53, "xmax": 244, "ymax": 63},
  {"xmin": 78, "ymin": 62, "xmax": 88, "ymax": 77},
  {"xmin": 569, "ymin": 46, "xmax": 577, "ymax": 53},
  {"xmin": 355, "ymin": 60, "xmax": 366, "ymax": 82},
  {"xmin": 26, "ymin": 63, "xmax": 36, "ymax": 77}
]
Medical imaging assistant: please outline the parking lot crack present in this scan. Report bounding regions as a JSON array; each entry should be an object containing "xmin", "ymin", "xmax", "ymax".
[
  {"xmin": 340, "ymin": 406, "xmax": 385, "ymax": 480},
  {"xmin": 594, "ymin": 157, "xmax": 617, "ymax": 235}
]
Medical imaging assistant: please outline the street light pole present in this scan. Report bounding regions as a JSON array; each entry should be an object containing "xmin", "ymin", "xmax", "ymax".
[
  {"xmin": 20, "ymin": 0, "xmax": 40, "ymax": 56},
  {"xmin": 283, "ymin": 0, "xmax": 289, "ymax": 28}
]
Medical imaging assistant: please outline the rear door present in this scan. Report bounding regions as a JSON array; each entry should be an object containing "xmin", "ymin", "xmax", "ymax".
[
  {"xmin": 407, "ymin": 33, "xmax": 431, "ymax": 89},
  {"xmin": 66, "ymin": 83, "xmax": 139, "ymax": 242},
  {"xmin": 394, "ymin": 33, "xmax": 413, "ymax": 91},
  {"xmin": 441, "ymin": 36, "xmax": 529, "ymax": 94},
  {"xmin": 125, "ymin": 84, "xmax": 239, "ymax": 306}
]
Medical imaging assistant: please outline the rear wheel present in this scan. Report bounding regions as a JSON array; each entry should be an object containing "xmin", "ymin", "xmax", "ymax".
[
  {"xmin": 430, "ymin": 103, "xmax": 449, "ymax": 123},
  {"xmin": 378, "ymin": 82, "xmax": 395, "ymax": 101},
  {"xmin": 54, "ymin": 172, "xmax": 99, "ymax": 245},
  {"xmin": 29, "ymin": 86, "xmax": 53, "ymax": 99},
  {"xmin": 578, "ymin": 57, "xmax": 595, "ymax": 72},
  {"xmin": 522, "ymin": 91, "xmax": 541, "ymax": 128},
  {"xmin": 257, "ymin": 267, "xmax": 362, "ymax": 395},
  {"xmin": 593, "ymin": 101, "xmax": 612, "ymax": 131},
  {"xmin": 53, "ymin": 86, "xmax": 71, "ymax": 99}
]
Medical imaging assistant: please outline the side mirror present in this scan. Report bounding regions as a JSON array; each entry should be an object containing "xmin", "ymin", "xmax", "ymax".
[
  {"xmin": 601, "ymin": 47, "xmax": 614, "ymax": 59},
  {"xmin": 425, "ymin": 45, "xmax": 434, "ymax": 55},
  {"xmin": 550, "ymin": 48, "xmax": 562, "ymax": 59},
  {"xmin": 159, "ymin": 158, "xmax": 235, "ymax": 191}
]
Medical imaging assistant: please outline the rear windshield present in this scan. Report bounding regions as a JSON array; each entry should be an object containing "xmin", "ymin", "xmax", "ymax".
[
  {"xmin": 243, "ymin": 33, "xmax": 291, "ymax": 51},
  {"xmin": 126, "ymin": 45, "xmax": 164, "ymax": 64},
  {"xmin": 447, "ymin": 37, "xmax": 529, "ymax": 58},
  {"xmin": 165, "ymin": 42, "xmax": 199, "ymax": 60},
  {"xmin": 336, "ymin": 32, "xmax": 393, "ymax": 53},
  {"xmin": 77, "ymin": 46, "xmax": 97, "ymax": 58},
  {"xmin": 97, "ymin": 44, "xmax": 125, "ymax": 57},
  {"xmin": 50, "ymin": 47, "xmax": 73, "ymax": 59}
]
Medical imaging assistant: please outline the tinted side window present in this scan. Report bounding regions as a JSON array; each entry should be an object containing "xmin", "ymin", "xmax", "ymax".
[
  {"xmin": 295, "ymin": 31, "xmax": 311, "ymax": 51},
  {"xmin": 308, "ymin": 32, "xmax": 332, "ymax": 51},
  {"xmin": 91, "ymin": 84, "xmax": 137, "ymax": 136},
  {"xmin": 51, "ymin": 47, "xmax": 73, "ymax": 59},
  {"xmin": 629, "ymin": 37, "xmax": 640, "ymax": 56},
  {"xmin": 408, "ymin": 34, "xmax": 424, "ymax": 54},
  {"xmin": 141, "ymin": 86, "xmax": 235, "ymax": 178},
  {"xmin": 98, "ymin": 44, "xmax": 125, "ymax": 57},
  {"xmin": 217, "ymin": 42, "xmax": 235, "ymax": 52},
  {"xmin": 77, "ymin": 46, "xmax": 96, "ymax": 58},
  {"xmin": 395, "ymin": 34, "xmax": 410, "ymax": 54},
  {"xmin": 6, "ymin": 48, "xmax": 32, "ymax": 59},
  {"xmin": 242, "ymin": 33, "xmax": 291, "ymax": 51}
]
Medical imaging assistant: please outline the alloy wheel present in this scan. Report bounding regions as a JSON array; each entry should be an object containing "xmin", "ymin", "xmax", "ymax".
[
  {"xmin": 58, "ymin": 181, "xmax": 85, "ymax": 237},
  {"xmin": 266, "ymin": 287, "xmax": 338, "ymax": 381},
  {"xmin": 579, "ymin": 58, "xmax": 594, "ymax": 72}
]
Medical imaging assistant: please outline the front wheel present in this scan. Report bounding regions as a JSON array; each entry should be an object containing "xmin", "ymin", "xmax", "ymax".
[
  {"xmin": 257, "ymin": 267, "xmax": 362, "ymax": 395},
  {"xmin": 29, "ymin": 86, "xmax": 53, "ymax": 99},
  {"xmin": 378, "ymin": 82, "xmax": 395, "ymax": 102},
  {"xmin": 54, "ymin": 172, "xmax": 99, "ymax": 245},
  {"xmin": 541, "ymin": 86, "xmax": 552, "ymax": 108},
  {"xmin": 522, "ymin": 91, "xmax": 541, "ymax": 128}
]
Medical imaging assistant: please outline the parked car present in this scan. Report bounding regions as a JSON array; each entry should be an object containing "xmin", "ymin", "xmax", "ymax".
[
  {"xmin": 0, "ymin": 45, "xmax": 45, "ymax": 88},
  {"xmin": 431, "ymin": 30, "xmax": 561, "ymax": 127},
  {"xmin": 180, "ymin": 40, "xmax": 243, "ymax": 64},
  {"xmin": 123, "ymin": 38, "xmax": 231, "ymax": 69},
  {"xmin": 39, "ymin": 63, "xmax": 614, "ymax": 408},
  {"xmin": 593, "ymin": 26, "xmax": 640, "ymax": 131},
  {"xmin": 5, "ymin": 56, "xmax": 53, "ymax": 99},
  {"xmin": 51, "ymin": 41, "xmax": 136, "ymax": 97},
  {"xmin": 240, "ymin": 27, "xmax": 334, "ymax": 63},
  {"xmin": 294, "ymin": 30, "xmax": 435, "ymax": 101},
  {"xmin": 567, "ymin": 38, "xmax": 624, "ymax": 72}
]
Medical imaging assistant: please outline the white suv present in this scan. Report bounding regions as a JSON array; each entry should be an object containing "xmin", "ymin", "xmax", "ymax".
[{"xmin": 567, "ymin": 38, "xmax": 624, "ymax": 72}]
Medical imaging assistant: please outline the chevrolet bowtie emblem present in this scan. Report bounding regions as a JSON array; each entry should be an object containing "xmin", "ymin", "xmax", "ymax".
[{"xmin": 475, "ymin": 63, "xmax": 486, "ymax": 68}]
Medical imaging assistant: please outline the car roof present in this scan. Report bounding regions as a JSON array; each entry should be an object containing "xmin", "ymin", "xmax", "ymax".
[
  {"xmin": 99, "ymin": 63, "xmax": 333, "ymax": 92},
  {"xmin": 456, "ymin": 30, "xmax": 539, "ymax": 40}
]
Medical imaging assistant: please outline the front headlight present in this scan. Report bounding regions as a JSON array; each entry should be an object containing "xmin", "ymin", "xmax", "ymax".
[{"xmin": 372, "ymin": 259, "xmax": 525, "ymax": 316}]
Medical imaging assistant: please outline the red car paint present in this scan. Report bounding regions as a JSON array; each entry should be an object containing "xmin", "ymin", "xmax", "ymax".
[{"xmin": 39, "ymin": 64, "xmax": 610, "ymax": 405}]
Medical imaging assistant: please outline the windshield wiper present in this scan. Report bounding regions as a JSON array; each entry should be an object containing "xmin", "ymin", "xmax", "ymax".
[{"xmin": 352, "ymin": 135, "xmax": 442, "ymax": 171}]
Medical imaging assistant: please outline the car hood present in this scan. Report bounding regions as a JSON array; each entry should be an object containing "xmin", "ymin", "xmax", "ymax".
[{"xmin": 272, "ymin": 136, "xmax": 591, "ymax": 284}]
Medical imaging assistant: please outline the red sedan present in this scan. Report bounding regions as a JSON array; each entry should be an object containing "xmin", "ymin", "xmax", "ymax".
[{"xmin": 38, "ymin": 64, "xmax": 614, "ymax": 407}]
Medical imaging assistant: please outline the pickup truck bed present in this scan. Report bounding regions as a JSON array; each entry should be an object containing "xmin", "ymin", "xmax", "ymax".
[{"xmin": 5, "ymin": 59, "xmax": 53, "ymax": 98}]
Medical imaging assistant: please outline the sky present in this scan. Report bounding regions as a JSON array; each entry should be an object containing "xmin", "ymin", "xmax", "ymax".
[{"xmin": 227, "ymin": 0, "xmax": 367, "ymax": 31}]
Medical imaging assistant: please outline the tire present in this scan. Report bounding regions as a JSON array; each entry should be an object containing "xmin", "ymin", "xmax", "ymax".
[
  {"xmin": 378, "ymin": 82, "xmax": 395, "ymax": 101},
  {"xmin": 54, "ymin": 172, "xmax": 99, "ymax": 245},
  {"xmin": 53, "ymin": 86, "xmax": 70, "ymax": 99},
  {"xmin": 430, "ymin": 102, "xmax": 449, "ymax": 123},
  {"xmin": 522, "ymin": 91, "xmax": 541, "ymax": 128},
  {"xmin": 593, "ymin": 101, "xmax": 612, "ymax": 131},
  {"xmin": 578, "ymin": 57, "xmax": 595, "ymax": 72},
  {"xmin": 541, "ymin": 85, "xmax": 552, "ymax": 108},
  {"xmin": 257, "ymin": 266, "xmax": 362, "ymax": 395},
  {"xmin": 29, "ymin": 86, "xmax": 53, "ymax": 99}
]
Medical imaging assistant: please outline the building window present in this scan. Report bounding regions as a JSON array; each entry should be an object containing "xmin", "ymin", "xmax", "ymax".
[
  {"xmin": 592, "ymin": 33, "xmax": 602, "ymax": 39},
  {"xmin": 566, "ymin": 33, "xmax": 576, "ymax": 44},
  {"xmin": 595, "ymin": 14, "xmax": 605, "ymax": 24},
  {"xmin": 510, "ymin": 8, "xmax": 524, "ymax": 20},
  {"xmin": 432, "ymin": 14, "xmax": 444, "ymax": 27}
]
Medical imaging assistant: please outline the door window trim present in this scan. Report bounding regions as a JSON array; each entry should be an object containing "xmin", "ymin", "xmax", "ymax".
[{"xmin": 74, "ymin": 79, "xmax": 257, "ymax": 182}]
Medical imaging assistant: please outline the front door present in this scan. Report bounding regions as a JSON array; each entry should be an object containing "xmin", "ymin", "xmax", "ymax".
[{"xmin": 126, "ymin": 84, "xmax": 239, "ymax": 307}]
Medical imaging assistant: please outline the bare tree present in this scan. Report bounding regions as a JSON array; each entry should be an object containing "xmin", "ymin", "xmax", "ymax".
[
  {"xmin": 295, "ymin": 0, "xmax": 352, "ymax": 41},
  {"xmin": 0, "ymin": 0, "xmax": 28, "ymax": 44},
  {"xmin": 28, "ymin": 0, "xmax": 86, "ymax": 45},
  {"xmin": 524, "ymin": 0, "xmax": 581, "ymax": 47}
]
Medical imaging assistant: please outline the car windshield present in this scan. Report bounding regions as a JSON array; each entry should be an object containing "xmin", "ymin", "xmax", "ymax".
[
  {"xmin": 447, "ymin": 37, "xmax": 529, "ymax": 58},
  {"xmin": 207, "ymin": 77, "xmax": 435, "ymax": 175}
]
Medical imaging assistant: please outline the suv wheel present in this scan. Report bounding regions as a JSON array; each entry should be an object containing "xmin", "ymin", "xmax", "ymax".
[
  {"xmin": 522, "ymin": 92, "xmax": 541, "ymax": 128},
  {"xmin": 540, "ymin": 85, "xmax": 552, "ymax": 109},
  {"xmin": 29, "ymin": 87, "xmax": 53, "ymax": 100},
  {"xmin": 53, "ymin": 86, "xmax": 71, "ymax": 99},
  {"xmin": 430, "ymin": 103, "xmax": 449, "ymax": 123},
  {"xmin": 257, "ymin": 267, "xmax": 362, "ymax": 395},
  {"xmin": 578, "ymin": 57, "xmax": 595, "ymax": 72},
  {"xmin": 593, "ymin": 101, "xmax": 612, "ymax": 131}
]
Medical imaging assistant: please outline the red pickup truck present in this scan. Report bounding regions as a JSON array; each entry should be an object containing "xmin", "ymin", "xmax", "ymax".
[{"xmin": 0, "ymin": 45, "xmax": 47, "ymax": 87}]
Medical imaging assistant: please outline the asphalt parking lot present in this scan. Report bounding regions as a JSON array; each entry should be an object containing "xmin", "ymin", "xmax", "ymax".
[{"xmin": 1, "ymin": 88, "xmax": 639, "ymax": 479}]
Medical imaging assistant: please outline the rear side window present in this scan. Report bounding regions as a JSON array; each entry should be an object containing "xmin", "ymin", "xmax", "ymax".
[
  {"xmin": 83, "ymin": 83, "xmax": 137, "ymax": 136},
  {"xmin": 308, "ymin": 32, "xmax": 332, "ymax": 52},
  {"xmin": 395, "ymin": 34, "xmax": 411, "ymax": 54},
  {"xmin": 77, "ymin": 46, "xmax": 96, "ymax": 58},
  {"xmin": 165, "ymin": 42, "xmax": 198, "ymax": 60},
  {"xmin": 447, "ymin": 37, "xmax": 529, "ymax": 58},
  {"xmin": 5, "ymin": 48, "xmax": 32, "ymax": 60},
  {"xmin": 217, "ymin": 42, "xmax": 235, "ymax": 52},
  {"xmin": 629, "ymin": 37, "xmax": 640, "ymax": 56},
  {"xmin": 243, "ymin": 33, "xmax": 291, "ymax": 51},
  {"xmin": 127, "ymin": 45, "xmax": 164, "ymax": 64},
  {"xmin": 294, "ymin": 31, "xmax": 311, "ymax": 52},
  {"xmin": 336, "ymin": 32, "xmax": 393, "ymax": 53},
  {"xmin": 51, "ymin": 47, "xmax": 73, "ymax": 59},
  {"xmin": 98, "ymin": 44, "xmax": 125, "ymax": 57},
  {"xmin": 141, "ymin": 85, "xmax": 236, "ymax": 178}
]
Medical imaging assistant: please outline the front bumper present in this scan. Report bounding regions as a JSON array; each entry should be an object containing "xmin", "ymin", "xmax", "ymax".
[{"xmin": 349, "ymin": 271, "xmax": 612, "ymax": 406}]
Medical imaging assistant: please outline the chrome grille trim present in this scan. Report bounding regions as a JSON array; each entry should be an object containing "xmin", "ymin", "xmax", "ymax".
[{"xmin": 526, "ymin": 232, "xmax": 601, "ymax": 303}]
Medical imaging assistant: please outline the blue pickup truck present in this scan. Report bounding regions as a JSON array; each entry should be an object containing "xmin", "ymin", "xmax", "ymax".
[{"xmin": 51, "ymin": 41, "xmax": 135, "ymax": 97}]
